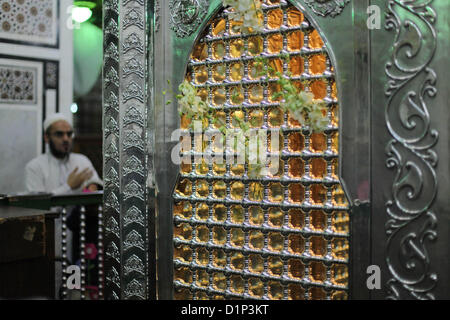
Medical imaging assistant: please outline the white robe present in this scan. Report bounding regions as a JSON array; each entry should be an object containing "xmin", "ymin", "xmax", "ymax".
[{"xmin": 24, "ymin": 151, "xmax": 103, "ymax": 194}]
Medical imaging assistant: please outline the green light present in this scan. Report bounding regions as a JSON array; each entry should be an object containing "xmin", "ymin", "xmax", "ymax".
[{"xmin": 72, "ymin": 6, "xmax": 92, "ymax": 23}]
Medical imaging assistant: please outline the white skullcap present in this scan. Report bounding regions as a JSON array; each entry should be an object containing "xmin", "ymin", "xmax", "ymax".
[{"xmin": 43, "ymin": 113, "xmax": 73, "ymax": 132}]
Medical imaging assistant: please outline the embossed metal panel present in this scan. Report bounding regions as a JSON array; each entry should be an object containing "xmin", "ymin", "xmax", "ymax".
[
  {"xmin": 103, "ymin": 0, "xmax": 149, "ymax": 300},
  {"xmin": 154, "ymin": 0, "xmax": 354, "ymax": 300},
  {"xmin": 103, "ymin": 0, "xmax": 450, "ymax": 300},
  {"xmin": 370, "ymin": 0, "xmax": 450, "ymax": 300}
]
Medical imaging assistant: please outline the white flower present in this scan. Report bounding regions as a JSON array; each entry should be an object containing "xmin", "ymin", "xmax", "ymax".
[
  {"xmin": 223, "ymin": 0, "xmax": 262, "ymax": 33},
  {"xmin": 290, "ymin": 109, "xmax": 306, "ymax": 126},
  {"xmin": 309, "ymin": 102, "xmax": 329, "ymax": 132},
  {"xmin": 177, "ymin": 80, "xmax": 210, "ymax": 121},
  {"xmin": 299, "ymin": 91, "xmax": 314, "ymax": 106}
]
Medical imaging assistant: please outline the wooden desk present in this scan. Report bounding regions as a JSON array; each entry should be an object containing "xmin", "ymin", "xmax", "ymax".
[{"xmin": 0, "ymin": 205, "xmax": 58, "ymax": 299}]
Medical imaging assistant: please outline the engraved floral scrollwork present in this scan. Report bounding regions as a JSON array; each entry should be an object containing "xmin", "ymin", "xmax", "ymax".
[
  {"xmin": 123, "ymin": 130, "xmax": 145, "ymax": 152},
  {"xmin": 304, "ymin": 0, "xmax": 350, "ymax": 18},
  {"xmin": 123, "ymin": 57, "xmax": 145, "ymax": 78},
  {"xmin": 124, "ymin": 254, "xmax": 145, "ymax": 276},
  {"xmin": 106, "ymin": 242, "xmax": 120, "ymax": 263},
  {"xmin": 105, "ymin": 167, "xmax": 120, "ymax": 190},
  {"xmin": 123, "ymin": 180, "xmax": 145, "ymax": 201},
  {"xmin": 124, "ymin": 0, "xmax": 144, "ymax": 5},
  {"xmin": 106, "ymin": 266, "xmax": 120, "ymax": 288},
  {"xmin": 123, "ymin": 8, "xmax": 144, "ymax": 30},
  {"xmin": 123, "ymin": 230, "xmax": 145, "ymax": 251},
  {"xmin": 105, "ymin": 42, "xmax": 119, "ymax": 63},
  {"xmin": 155, "ymin": 0, "xmax": 161, "ymax": 32},
  {"xmin": 384, "ymin": 0, "xmax": 438, "ymax": 300},
  {"xmin": 105, "ymin": 116, "xmax": 119, "ymax": 137},
  {"xmin": 123, "ymin": 155, "xmax": 145, "ymax": 177},
  {"xmin": 124, "ymin": 279, "xmax": 146, "ymax": 299},
  {"xmin": 104, "ymin": 0, "xmax": 119, "ymax": 14},
  {"xmin": 105, "ymin": 18, "xmax": 119, "ymax": 36},
  {"xmin": 105, "ymin": 91, "xmax": 119, "ymax": 113},
  {"xmin": 123, "ymin": 32, "xmax": 144, "ymax": 54},
  {"xmin": 124, "ymin": 206, "xmax": 145, "ymax": 227},
  {"xmin": 111, "ymin": 291, "xmax": 120, "ymax": 300},
  {"xmin": 103, "ymin": 0, "xmax": 121, "ymax": 301},
  {"xmin": 105, "ymin": 67, "xmax": 119, "ymax": 86},
  {"xmin": 169, "ymin": 0, "xmax": 208, "ymax": 38},
  {"xmin": 105, "ymin": 138, "xmax": 119, "ymax": 162},
  {"xmin": 105, "ymin": 192, "xmax": 120, "ymax": 212},
  {"xmin": 105, "ymin": 216, "xmax": 120, "ymax": 237},
  {"xmin": 124, "ymin": 105, "xmax": 144, "ymax": 127},
  {"xmin": 123, "ymin": 80, "xmax": 144, "ymax": 103}
]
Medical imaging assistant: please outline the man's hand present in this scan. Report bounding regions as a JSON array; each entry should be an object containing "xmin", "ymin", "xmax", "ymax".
[{"xmin": 67, "ymin": 167, "xmax": 93, "ymax": 190}]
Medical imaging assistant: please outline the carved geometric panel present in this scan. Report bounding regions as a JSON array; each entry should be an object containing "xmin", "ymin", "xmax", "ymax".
[
  {"xmin": 0, "ymin": 0, "xmax": 57, "ymax": 45},
  {"xmin": 45, "ymin": 61, "xmax": 58, "ymax": 89},
  {"xmin": 0, "ymin": 64, "xmax": 37, "ymax": 104}
]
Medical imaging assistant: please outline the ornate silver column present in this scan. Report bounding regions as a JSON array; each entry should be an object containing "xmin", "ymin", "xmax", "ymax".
[
  {"xmin": 103, "ymin": 0, "xmax": 149, "ymax": 300},
  {"xmin": 371, "ymin": 0, "xmax": 449, "ymax": 300}
]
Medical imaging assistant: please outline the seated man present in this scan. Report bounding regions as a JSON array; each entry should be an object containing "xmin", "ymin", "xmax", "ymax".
[
  {"xmin": 25, "ymin": 113, "xmax": 103, "ymax": 293},
  {"xmin": 25, "ymin": 113, "xmax": 102, "ymax": 193}
]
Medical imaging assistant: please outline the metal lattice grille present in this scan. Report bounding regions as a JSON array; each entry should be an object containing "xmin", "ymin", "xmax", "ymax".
[{"xmin": 172, "ymin": 0, "xmax": 349, "ymax": 300}]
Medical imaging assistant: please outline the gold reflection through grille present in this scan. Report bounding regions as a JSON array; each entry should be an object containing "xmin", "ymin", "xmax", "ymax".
[{"xmin": 174, "ymin": 0, "xmax": 349, "ymax": 300}]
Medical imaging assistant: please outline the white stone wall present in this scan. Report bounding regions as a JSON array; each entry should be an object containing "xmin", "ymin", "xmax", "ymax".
[{"xmin": 0, "ymin": 0, "xmax": 73, "ymax": 194}]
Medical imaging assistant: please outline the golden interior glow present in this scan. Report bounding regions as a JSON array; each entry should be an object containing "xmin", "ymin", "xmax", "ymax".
[
  {"xmin": 212, "ymin": 64, "xmax": 226, "ymax": 82},
  {"xmin": 289, "ymin": 56, "xmax": 304, "ymax": 76},
  {"xmin": 288, "ymin": 234, "xmax": 305, "ymax": 254},
  {"xmin": 310, "ymin": 236, "xmax": 327, "ymax": 257},
  {"xmin": 289, "ymin": 259, "xmax": 305, "ymax": 279},
  {"xmin": 310, "ymin": 210, "xmax": 326, "ymax": 231},
  {"xmin": 311, "ymin": 80, "xmax": 327, "ymax": 99},
  {"xmin": 309, "ymin": 29, "xmax": 324, "ymax": 49},
  {"xmin": 288, "ymin": 132, "xmax": 304, "ymax": 152},
  {"xmin": 196, "ymin": 247, "xmax": 209, "ymax": 265},
  {"xmin": 249, "ymin": 206, "xmax": 264, "ymax": 225},
  {"xmin": 287, "ymin": 7, "xmax": 303, "ymax": 26},
  {"xmin": 196, "ymin": 203, "xmax": 209, "ymax": 220},
  {"xmin": 173, "ymin": 1, "xmax": 349, "ymax": 300},
  {"xmin": 248, "ymin": 36, "xmax": 263, "ymax": 56},
  {"xmin": 230, "ymin": 39, "xmax": 244, "ymax": 58},
  {"xmin": 267, "ymin": 8, "xmax": 283, "ymax": 29},
  {"xmin": 212, "ymin": 18, "xmax": 226, "ymax": 36},
  {"xmin": 194, "ymin": 65, "xmax": 208, "ymax": 84},
  {"xmin": 249, "ymin": 254, "xmax": 264, "ymax": 273},
  {"xmin": 174, "ymin": 288, "xmax": 192, "ymax": 300},
  {"xmin": 288, "ymin": 284, "xmax": 305, "ymax": 300},
  {"xmin": 268, "ymin": 207, "xmax": 284, "ymax": 227},
  {"xmin": 289, "ymin": 209, "xmax": 305, "ymax": 230},
  {"xmin": 268, "ymin": 34, "xmax": 283, "ymax": 53},
  {"xmin": 230, "ymin": 63, "xmax": 243, "ymax": 82},
  {"xmin": 213, "ymin": 249, "xmax": 227, "ymax": 268},
  {"xmin": 231, "ymin": 205, "xmax": 244, "ymax": 223},
  {"xmin": 309, "ymin": 54, "xmax": 327, "ymax": 75},
  {"xmin": 287, "ymin": 31, "xmax": 303, "ymax": 52},
  {"xmin": 191, "ymin": 42, "xmax": 207, "ymax": 61},
  {"xmin": 213, "ymin": 204, "xmax": 227, "ymax": 222},
  {"xmin": 231, "ymin": 228, "xmax": 245, "ymax": 247},
  {"xmin": 268, "ymin": 107, "xmax": 284, "ymax": 127},
  {"xmin": 289, "ymin": 183, "xmax": 304, "ymax": 204}
]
